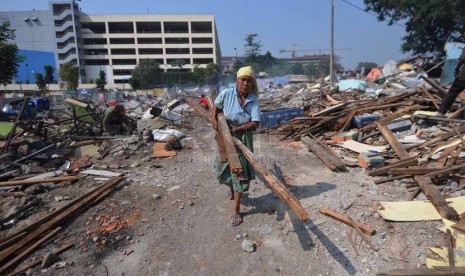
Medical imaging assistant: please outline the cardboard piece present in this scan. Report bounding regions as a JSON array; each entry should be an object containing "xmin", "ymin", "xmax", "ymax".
[
  {"xmin": 378, "ymin": 196, "xmax": 465, "ymax": 222},
  {"xmin": 153, "ymin": 142, "xmax": 177, "ymax": 158}
]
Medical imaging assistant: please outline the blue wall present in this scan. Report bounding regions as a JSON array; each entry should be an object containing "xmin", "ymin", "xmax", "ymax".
[{"xmin": 16, "ymin": 49, "xmax": 57, "ymax": 84}]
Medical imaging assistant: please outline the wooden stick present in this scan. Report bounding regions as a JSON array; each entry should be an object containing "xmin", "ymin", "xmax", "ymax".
[
  {"xmin": 0, "ymin": 227, "xmax": 61, "ymax": 274},
  {"xmin": 0, "ymin": 176, "xmax": 124, "ymax": 269},
  {"xmin": 232, "ymin": 137, "xmax": 309, "ymax": 222},
  {"xmin": 448, "ymin": 105, "xmax": 465, "ymax": 119},
  {"xmin": 377, "ymin": 267, "xmax": 465, "ymax": 275},
  {"xmin": 368, "ymin": 156, "xmax": 417, "ymax": 176},
  {"xmin": 376, "ymin": 122, "xmax": 410, "ymax": 159},
  {"xmin": 301, "ymin": 136, "xmax": 346, "ymax": 172},
  {"xmin": 319, "ymin": 208, "xmax": 376, "ymax": 236},
  {"xmin": 9, "ymin": 243, "xmax": 73, "ymax": 276},
  {"xmin": 0, "ymin": 176, "xmax": 81, "ymax": 187},
  {"xmin": 424, "ymin": 163, "xmax": 465, "ymax": 177},
  {"xmin": 374, "ymin": 175, "xmax": 411, "ymax": 185},
  {"xmin": 414, "ymin": 176, "xmax": 459, "ymax": 220},
  {"xmin": 389, "ymin": 167, "xmax": 442, "ymax": 176},
  {"xmin": 422, "ymin": 88, "xmax": 440, "ymax": 111}
]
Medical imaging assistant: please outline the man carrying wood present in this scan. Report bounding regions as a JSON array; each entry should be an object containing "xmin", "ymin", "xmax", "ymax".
[
  {"xmin": 212, "ymin": 66, "xmax": 260, "ymax": 226},
  {"xmin": 102, "ymin": 104, "xmax": 130, "ymax": 135},
  {"xmin": 439, "ymin": 47, "xmax": 465, "ymax": 116}
]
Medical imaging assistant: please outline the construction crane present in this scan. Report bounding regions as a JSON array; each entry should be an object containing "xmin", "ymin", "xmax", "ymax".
[{"xmin": 279, "ymin": 44, "xmax": 350, "ymax": 58}]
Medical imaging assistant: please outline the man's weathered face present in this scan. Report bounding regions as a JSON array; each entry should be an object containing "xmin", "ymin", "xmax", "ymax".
[{"xmin": 237, "ymin": 76, "xmax": 253, "ymax": 95}]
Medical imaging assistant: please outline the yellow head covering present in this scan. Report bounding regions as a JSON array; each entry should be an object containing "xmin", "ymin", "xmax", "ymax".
[{"xmin": 237, "ymin": 66, "xmax": 259, "ymax": 96}]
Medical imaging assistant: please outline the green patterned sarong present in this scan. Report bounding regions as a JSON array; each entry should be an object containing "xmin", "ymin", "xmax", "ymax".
[{"xmin": 214, "ymin": 130, "xmax": 255, "ymax": 193}]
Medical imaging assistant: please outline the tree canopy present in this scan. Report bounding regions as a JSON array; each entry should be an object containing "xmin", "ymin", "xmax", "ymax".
[
  {"xmin": 59, "ymin": 63, "xmax": 79, "ymax": 90},
  {"xmin": 95, "ymin": 70, "xmax": 107, "ymax": 91},
  {"xmin": 0, "ymin": 21, "xmax": 23, "ymax": 85},
  {"xmin": 364, "ymin": 0, "xmax": 465, "ymax": 58},
  {"xmin": 130, "ymin": 59, "xmax": 162, "ymax": 89}
]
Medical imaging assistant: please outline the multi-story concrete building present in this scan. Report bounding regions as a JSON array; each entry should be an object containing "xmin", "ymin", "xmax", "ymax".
[{"xmin": 0, "ymin": 0, "xmax": 221, "ymax": 85}]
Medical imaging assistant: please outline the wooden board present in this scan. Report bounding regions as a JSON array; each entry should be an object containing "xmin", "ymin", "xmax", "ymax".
[{"xmin": 153, "ymin": 142, "xmax": 177, "ymax": 158}]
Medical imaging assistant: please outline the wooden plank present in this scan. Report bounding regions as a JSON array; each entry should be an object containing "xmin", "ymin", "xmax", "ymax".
[
  {"xmin": 368, "ymin": 156, "xmax": 418, "ymax": 176},
  {"xmin": 319, "ymin": 208, "xmax": 375, "ymax": 236},
  {"xmin": 377, "ymin": 267, "xmax": 465, "ymax": 275},
  {"xmin": 413, "ymin": 114, "xmax": 465, "ymax": 124},
  {"xmin": 0, "ymin": 176, "xmax": 81, "ymax": 188},
  {"xmin": 451, "ymin": 222, "xmax": 465, "ymax": 234},
  {"xmin": 389, "ymin": 167, "xmax": 442, "ymax": 176},
  {"xmin": 80, "ymin": 169, "xmax": 123, "ymax": 177},
  {"xmin": 414, "ymin": 176, "xmax": 459, "ymax": 220},
  {"xmin": 232, "ymin": 137, "xmax": 309, "ymax": 222},
  {"xmin": 420, "ymin": 76, "xmax": 448, "ymax": 98},
  {"xmin": 152, "ymin": 142, "xmax": 177, "ymax": 158},
  {"xmin": 0, "ymin": 227, "xmax": 61, "ymax": 274},
  {"xmin": 448, "ymin": 105, "xmax": 465, "ymax": 119},
  {"xmin": 206, "ymin": 96, "xmax": 227, "ymax": 163},
  {"xmin": 424, "ymin": 163, "xmax": 465, "ymax": 177},
  {"xmin": 10, "ymin": 243, "xmax": 73, "ymax": 276},
  {"xmin": 423, "ymin": 88, "xmax": 440, "ymax": 111},
  {"xmin": 301, "ymin": 136, "xmax": 346, "ymax": 172},
  {"xmin": 0, "ymin": 176, "xmax": 124, "ymax": 269},
  {"xmin": 416, "ymin": 124, "xmax": 465, "ymax": 150},
  {"xmin": 217, "ymin": 113, "xmax": 242, "ymax": 173},
  {"xmin": 376, "ymin": 122, "xmax": 410, "ymax": 159}
]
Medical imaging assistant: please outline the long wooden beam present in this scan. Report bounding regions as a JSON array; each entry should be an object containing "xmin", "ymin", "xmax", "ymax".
[
  {"xmin": 217, "ymin": 114, "xmax": 242, "ymax": 173},
  {"xmin": 319, "ymin": 207, "xmax": 375, "ymax": 236},
  {"xmin": 184, "ymin": 97, "xmax": 211, "ymax": 122},
  {"xmin": 0, "ymin": 175, "xmax": 81, "ymax": 187},
  {"xmin": 377, "ymin": 267, "xmax": 465, "ymax": 275},
  {"xmin": 414, "ymin": 176, "xmax": 459, "ymax": 220},
  {"xmin": 301, "ymin": 136, "xmax": 346, "ymax": 172},
  {"xmin": 368, "ymin": 156, "xmax": 417, "ymax": 176},
  {"xmin": 0, "ymin": 176, "xmax": 124, "ymax": 272},
  {"xmin": 389, "ymin": 167, "xmax": 442, "ymax": 176},
  {"xmin": 206, "ymin": 96, "xmax": 227, "ymax": 163},
  {"xmin": 232, "ymin": 137, "xmax": 309, "ymax": 222},
  {"xmin": 376, "ymin": 122, "xmax": 410, "ymax": 159}
]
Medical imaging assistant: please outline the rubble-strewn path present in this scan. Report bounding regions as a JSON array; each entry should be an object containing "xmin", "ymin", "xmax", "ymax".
[{"xmin": 21, "ymin": 114, "xmax": 438, "ymax": 276}]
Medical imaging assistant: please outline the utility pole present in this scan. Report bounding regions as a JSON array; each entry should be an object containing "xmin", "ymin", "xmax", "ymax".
[{"xmin": 330, "ymin": 0, "xmax": 334, "ymax": 91}]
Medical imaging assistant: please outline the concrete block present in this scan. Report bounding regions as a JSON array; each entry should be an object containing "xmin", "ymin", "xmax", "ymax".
[
  {"xmin": 358, "ymin": 153, "xmax": 385, "ymax": 169},
  {"xmin": 137, "ymin": 118, "xmax": 166, "ymax": 133}
]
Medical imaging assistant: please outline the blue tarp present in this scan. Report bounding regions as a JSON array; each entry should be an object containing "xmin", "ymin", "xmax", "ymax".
[
  {"xmin": 440, "ymin": 42, "xmax": 465, "ymax": 85},
  {"xmin": 274, "ymin": 76, "xmax": 289, "ymax": 86},
  {"xmin": 337, "ymin": 79, "xmax": 367, "ymax": 92}
]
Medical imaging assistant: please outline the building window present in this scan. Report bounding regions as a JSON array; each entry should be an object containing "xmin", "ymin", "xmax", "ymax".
[
  {"xmin": 109, "ymin": 38, "xmax": 135, "ymax": 45},
  {"xmin": 166, "ymin": 58, "xmax": 190, "ymax": 65},
  {"xmin": 109, "ymin": 22, "xmax": 134, "ymax": 34},
  {"xmin": 85, "ymin": 59, "xmax": 109, "ymax": 66},
  {"xmin": 112, "ymin": 59, "xmax": 137, "ymax": 65},
  {"xmin": 137, "ymin": 37, "xmax": 162, "ymax": 44},
  {"xmin": 81, "ymin": 22, "xmax": 106, "ymax": 34},
  {"xmin": 191, "ymin": 22, "xmax": 212, "ymax": 33},
  {"xmin": 111, "ymin": 48, "xmax": 136, "ymax": 55},
  {"xmin": 192, "ymin": 37, "xmax": 212, "ymax": 44},
  {"xmin": 166, "ymin": 48, "xmax": 190, "ymax": 55},
  {"xmin": 165, "ymin": 37, "xmax": 189, "ymax": 44},
  {"xmin": 136, "ymin": 22, "xmax": 161, "ymax": 33},
  {"xmin": 84, "ymin": 49, "xmax": 108, "ymax": 55},
  {"xmin": 164, "ymin": 22, "xmax": 188, "ymax": 33},
  {"xmin": 83, "ymin": 38, "xmax": 107, "ymax": 45},
  {"xmin": 193, "ymin": 58, "xmax": 214, "ymax": 65},
  {"xmin": 192, "ymin": 48, "xmax": 213, "ymax": 54},
  {"xmin": 138, "ymin": 48, "xmax": 163, "ymax": 55},
  {"xmin": 113, "ymin": 69, "xmax": 133, "ymax": 76}
]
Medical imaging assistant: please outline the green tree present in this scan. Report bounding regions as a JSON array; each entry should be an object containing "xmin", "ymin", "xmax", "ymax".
[
  {"xmin": 130, "ymin": 59, "xmax": 162, "ymax": 89},
  {"xmin": 364, "ymin": 0, "xmax": 465, "ymax": 57},
  {"xmin": 291, "ymin": 63, "xmax": 305, "ymax": 74},
  {"xmin": 244, "ymin": 33, "xmax": 262, "ymax": 63},
  {"xmin": 44, "ymin": 65, "xmax": 55, "ymax": 84},
  {"xmin": 0, "ymin": 22, "xmax": 23, "ymax": 85},
  {"xmin": 59, "ymin": 63, "xmax": 79, "ymax": 90},
  {"xmin": 35, "ymin": 73, "xmax": 47, "ymax": 92},
  {"xmin": 95, "ymin": 70, "xmax": 106, "ymax": 91},
  {"xmin": 256, "ymin": 51, "xmax": 277, "ymax": 72}
]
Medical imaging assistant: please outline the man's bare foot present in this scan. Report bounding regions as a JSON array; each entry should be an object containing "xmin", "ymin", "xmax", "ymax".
[{"xmin": 231, "ymin": 213, "xmax": 243, "ymax": 226}]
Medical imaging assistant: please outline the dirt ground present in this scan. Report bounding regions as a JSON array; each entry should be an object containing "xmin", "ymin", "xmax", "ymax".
[{"xmin": 12, "ymin": 113, "xmax": 446, "ymax": 276}]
